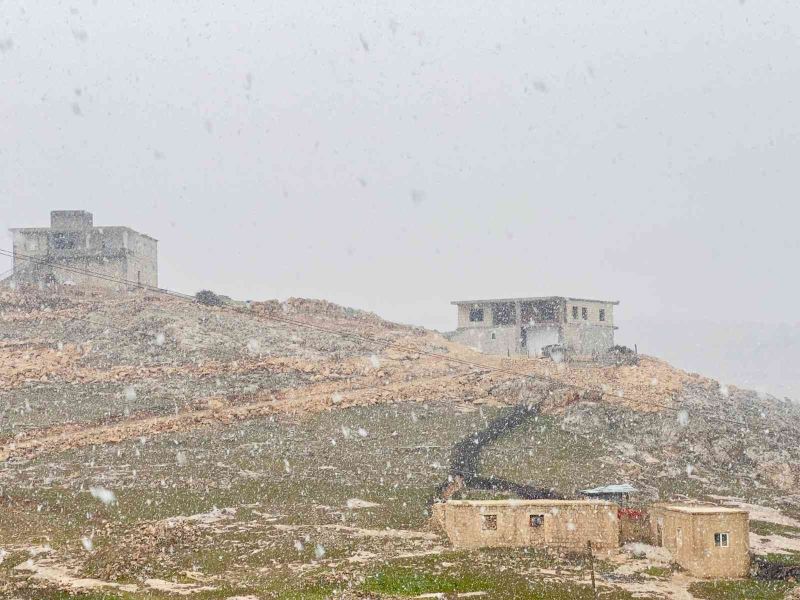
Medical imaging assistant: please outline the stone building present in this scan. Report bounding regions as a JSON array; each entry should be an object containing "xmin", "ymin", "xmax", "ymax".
[
  {"xmin": 649, "ymin": 504, "xmax": 750, "ymax": 578},
  {"xmin": 432, "ymin": 499, "xmax": 620, "ymax": 553},
  {"xmin": 450, "ymin": 296, "xmax": 618, "ymax": 357},
  {"xmin": 9, "ymin": 211, "xmax": 158, "ymax": 290}
]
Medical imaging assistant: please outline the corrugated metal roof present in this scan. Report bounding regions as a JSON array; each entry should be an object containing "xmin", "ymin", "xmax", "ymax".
[{"xmin": 581, "ymin": 484, "xmax": 638, "ymax": 495}]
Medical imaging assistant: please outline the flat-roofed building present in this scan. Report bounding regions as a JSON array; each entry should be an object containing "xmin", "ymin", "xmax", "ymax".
[
  {"xmin": 650, "ymin": 503, "xmax": 750, "ymax": 578},
  {"xmin": 432, "ymin": 499, "xmax": 619, "ymax": 553},
  {"xmin": 9, "ymin": 211, "xmax": 157, "ymax": 290},
  {"xmin": 449, "ymin": 296, "xmax": 618, "ymax": 357}
]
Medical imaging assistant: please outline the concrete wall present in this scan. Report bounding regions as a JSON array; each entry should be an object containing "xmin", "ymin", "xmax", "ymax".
[
  {"xmin": 10, "ymin": 223, "xmax": 157, "ymax": 290},
  {"xmin": 449, "ymin": 325, "xmax": 519, "ymax": 355},
  {"xmin": 524, "ymin": 324, "xmax": 561, "ymax": 357},
  {"xmin": 565, "ymin": 300, "xmax": 615, "ymax": 327},
  {"xmin": 456, "ymin": 303, "xmax": 494, "ymax": 328},
  {"xmin": 433, "ymin": 500, "xmax": 620, "ymax": 552},
  {"xmin": 650, "ymin": 506, "xmax": 749, "ymax": 578},
  {"xmin": 562, "ymin": 323, "xmax": 615, "ymax": 356}
]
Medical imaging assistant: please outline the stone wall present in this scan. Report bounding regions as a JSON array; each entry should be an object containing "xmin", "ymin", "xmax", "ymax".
[
  {"xmin": 650, "ymin": 505, "xmax": 749, "ymax": 578},
  {"xmin": 433, "ymin": 500, "xmax": 619, "ymax": 552}
]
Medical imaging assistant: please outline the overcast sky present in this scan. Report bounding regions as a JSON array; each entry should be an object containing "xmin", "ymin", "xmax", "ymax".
[{"xmin": 2, "ymin": 1, "xmax": 799, "ymax": 396}]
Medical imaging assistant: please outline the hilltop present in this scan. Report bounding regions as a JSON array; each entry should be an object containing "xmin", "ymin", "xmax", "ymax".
[{"xmin": 1, "ymin": 286, "xmax": 799, "ymax": 599}]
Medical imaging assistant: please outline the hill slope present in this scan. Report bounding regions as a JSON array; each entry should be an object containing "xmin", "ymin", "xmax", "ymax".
[{"xmin": 1, "ymin": 286, "xmax": 799, "ymax": 598}]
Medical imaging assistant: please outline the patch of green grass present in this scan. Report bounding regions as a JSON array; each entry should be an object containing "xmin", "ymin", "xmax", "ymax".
[
  {"xmin": 688, "ymin": 579, "xmax": 796, "ymax": 600},
  {"xmin": 750, "ymin": 519, "xmax": 800, "ymax": 538},
  {"xmin": 761, "ymin": 551, "xmax": 800, "ymax": 566},
  {"xmin": 643, "ymin": 565, "xmax": 672, "ymax": 578}
]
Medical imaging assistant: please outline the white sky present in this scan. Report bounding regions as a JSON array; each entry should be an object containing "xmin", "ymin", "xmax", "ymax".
[{"xmin": 1, "ymin": 0, "xmax": 799, "ymax": 396}]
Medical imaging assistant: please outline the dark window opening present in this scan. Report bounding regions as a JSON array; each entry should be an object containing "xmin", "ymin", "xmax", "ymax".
[
  {"xmin": 52, "ymin": 232, "xmax": 78, "ymax": 250},
  {"xmin": 481, "ymin": 514, "xmax": 498, "ymax": 530},
  {"xmin": 714, "ymin": 532, "xmax": 729, "ymax": 547},
  {"xmin": 530, "ymin": 514, "xmax": 545, "ymax": 528},
  {"xmin": 492, "ymin": 302, "xmax": 515, "ymax": 326},
  {"xmin": 599, "ymin": 309, "xmax": 606, "ymax": 322},
  {"xmin": 520, "ymin": 328, "xmax": 527, "ymax": 348},
  {"xmin": 581, "ymin": 307, "xmax": 588, "ymax": 320},
  {"xmin": 520, "ymin": 300, "xmax": 558, "ymax": 324},
  {"xmin": 572, "ymin": 306, "xmax": 579, "ymax": 319},
  {"xmin": 469, "ymin": 308, "xmax": 484, "ymax": 323},
  {"xmin": 491, "ymin": 332, "xmax": 496, "ymax": 340}
]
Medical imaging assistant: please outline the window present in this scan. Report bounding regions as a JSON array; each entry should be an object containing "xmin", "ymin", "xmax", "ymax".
[
  {"xmin": 599, "ymin": 309, "xmax": 606, "ymax": 322},
  {"xmin": 581, "ymin": 307, "xmax": 588, "ymax": 320},
  {"xmin": 714, "ymin": 532, "xmax": 729, "ymax": 547},
  {"xmin": 481, "ymin": 514, "xmax": 497, "ymax": 530},
  {"xmin": 469, "ymin": 308, "xmax": 484, "ymax": 322},
  {"xmin": 529, "ymin": 514, "xmax": 544, "ymax": 528},
  {"xmin": 491, "ymin": 332, "xmax": 496, "ymax": 340},
  {"xmin": 572, "ymin": 306, "xmax": 579, "ymax": 319},
  {"xmin": 52, "ymin": 232, "xmax": 78, "ymax": 250}
]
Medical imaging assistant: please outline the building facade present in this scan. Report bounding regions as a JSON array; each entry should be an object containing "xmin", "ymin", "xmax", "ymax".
[
  {"xmin": 650, "ymin": 504, "xmax": 750, "ymax": 578},
  {"xmin": 432, "ymin": 499, "xmax": 620, "ymax": 553},
  {"xmin": 450, "ymin": 296, "xmax": 618, "ymax": 357},
  {"xmin": 9, "ymin": 211, "xmax": 158, "ymax": 290}
]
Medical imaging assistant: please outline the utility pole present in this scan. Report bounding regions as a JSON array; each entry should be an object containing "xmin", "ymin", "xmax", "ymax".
[{"xmin": 587, "ymin": 540, "xmax": 598, "ymax": 600}]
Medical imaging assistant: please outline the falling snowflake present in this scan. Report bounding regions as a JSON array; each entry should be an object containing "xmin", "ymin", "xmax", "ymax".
[
  {"xmin": 154, "ymin": 332, "xmax": 166, "ymax": 346},
  {"xmin": 124, "ymin": 386, "xmax": 137, "ymax": 402},
  {"xmin": 81, "ymin": 537, "xmax": 94, "ymax": 552},
  {"xmin": 176, "ymin": 451, "xmax": 188, "ymax": 467},
  {"xmin": 293, "ymin": 540, "xmax": 304, "ymax": 552},
  {"xmin": 676, "ymin": 410, "xmax": 689, "ymax": 427},
  {"xmin": 314, "ymin": 544, "xmax": 326, "ymax": 559},
  {"xmin": 89, "ymin": 486, "xmax": 117, "ymax": 506},
  {"xmin": 246, "ymin": 339, "xmax": 261, "ymax": 355}
]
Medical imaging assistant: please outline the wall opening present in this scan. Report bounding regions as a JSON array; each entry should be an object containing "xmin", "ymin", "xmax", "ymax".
[
  {"xmin": 469, "ymin": 308, "xmax": 484, "ymax": 322},
  {"xmin": 481, "ymin": 514, "xmax": 498, "ymax": 530},
  {"xmin": 492, "ymin": 302, "xmax": 515, "ymax": 325}
]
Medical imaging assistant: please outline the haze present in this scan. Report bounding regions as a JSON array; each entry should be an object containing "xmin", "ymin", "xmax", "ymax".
[{"xmin": 1, "ymin": 1, "xmax": 798, "ymax": 397}]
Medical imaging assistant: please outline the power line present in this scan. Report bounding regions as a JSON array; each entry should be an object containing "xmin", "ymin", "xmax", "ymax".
[{"xmin": 1, "ymin": 248, "xmax": 751, "ymax": 427}]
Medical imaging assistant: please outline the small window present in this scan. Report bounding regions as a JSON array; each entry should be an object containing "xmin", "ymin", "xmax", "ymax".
[
  {"xmin": 481, "ymin": 514, "xmax": 497, "ymax": 530},
  {"xmin": 491, "ymin": 332, "xmax": 496, "ymax": 340},
  {"xmin": 599, "ymin": 309, "xmax": 606, "ymax": 322},
  {"xmin": 530, "ymin": 514, "xmax": 544, "ymax": 528},
  {"xmin": 581, "ymin": 307, "xmax": 588, "ymax": 320},
  {"xmin": 714, "ymin": 532, "xmax": 729, "ymax": 547},
  {"xmin": 572, "ymin": 306, "xmax": 579, "ymax": 319},
  {"xmin": 469, "ymin": 308, "xmax": 484, "ymax": 323}
]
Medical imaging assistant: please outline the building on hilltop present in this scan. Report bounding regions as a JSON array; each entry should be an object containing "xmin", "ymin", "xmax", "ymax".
[
  {"xmin": 9, "ymin": 210, "xmax": 158, "ymax": 290},
  {"xmin": 449, "ymin": 296, "xmax": 618, "ymax": 357}
]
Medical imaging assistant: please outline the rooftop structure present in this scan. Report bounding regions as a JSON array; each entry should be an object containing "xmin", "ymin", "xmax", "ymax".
[
  {"xmin": 449, "ymin": 296, "xmax": 619, "ymax": 357},
  {"xmin": 581, "ymin": 484, "xmax": 639, "ymax": 505},
  {"xmin": 8, "ymin": 211, "xmax": 158, "ymax": 290}
]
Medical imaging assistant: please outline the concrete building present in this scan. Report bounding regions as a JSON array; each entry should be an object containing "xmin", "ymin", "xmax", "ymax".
[
  {"xmin": 650, "ymin": 504, "xmax": 750, "ymax": 578},
  {"xmin": 450, "ymin": 296, "xmax": 618, "ymax": 357},
  {"xmin": 432, "ymin": 499, "xmax": 620, "ymax": 553},
  {"xmin": 9, "ymin": 211, "xmax": 157, "ymax": 290}
]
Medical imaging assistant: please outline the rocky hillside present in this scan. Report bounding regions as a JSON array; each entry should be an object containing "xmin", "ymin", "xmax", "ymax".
[{"xmin": 1, "ymin": 285, "xmax": 799, "ymax": 598}]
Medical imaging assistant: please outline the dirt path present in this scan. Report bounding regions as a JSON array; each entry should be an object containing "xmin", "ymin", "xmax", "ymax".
[{"xmin": 0, "ymin": 367, "xmax": 498, "ymax": 462}]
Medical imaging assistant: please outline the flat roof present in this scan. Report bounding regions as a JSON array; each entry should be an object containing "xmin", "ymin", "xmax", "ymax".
[
  {"xmin": 444, "ymin": 499, "xmax": 616, "ymax": 507},
  {"xmin": 451, "ymin": 296, "xmax": 619, "ymax": 306},
  {"xmin": 661, "ymin": 505, "xmax": 748, "ymax": 515},
  {"xmin": 10, "ymin": 225, "xmax": 158, "ymax": 242}
]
